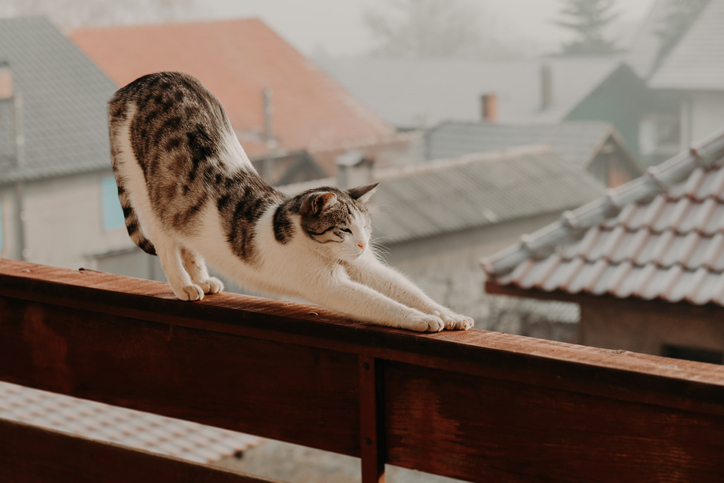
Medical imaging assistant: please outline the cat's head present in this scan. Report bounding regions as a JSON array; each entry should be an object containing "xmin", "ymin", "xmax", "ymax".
[{"xmin": 295, "ymin": 183, "xmax": 378, "ymax": 261}]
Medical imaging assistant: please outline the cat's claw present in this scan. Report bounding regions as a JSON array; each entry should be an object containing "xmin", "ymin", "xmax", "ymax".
[
  {"xmin": 174, "ymin": 284, "xmax": 205, "ymax": 301},
  {"xmin": 434, "ymin": 310, "xmax": 475, "ymax": 331},
  {"xmin": 197, "ymin": 277, "xmax": 224, "ymax": 295}
]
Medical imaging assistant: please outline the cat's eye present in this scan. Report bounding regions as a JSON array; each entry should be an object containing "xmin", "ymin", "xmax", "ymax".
[{"xmin": 341, "ymin": 228, "xmax": 352, "ymax": 234}]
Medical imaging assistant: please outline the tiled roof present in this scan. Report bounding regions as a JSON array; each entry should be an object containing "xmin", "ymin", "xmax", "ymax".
[
  {"xmin": 280, "ymin": 145, "xmax": 605, "ymax": 245},
  {"xmin": 649, "ymin": 0, "xmax": 724, "ymax": 90},
  {"xmin": 319, "ymin": 56, "xmax": 620, "ymax": 129},
  {"xmin": 70, "ymin": 19, "xmax": 395, "ymax": 157},
  {"xmin": 483, "ymin": 127, "xmax": 724, "ymax": 306},
  {"xmin": 426, "ymin": 121, "xmax": 623, "ymax": 168},
  {"xmin": 0, "ymin": 381, "xmax": 260, "ymax": 463},
  {"xmin": 0, "ymin": 17, "xmax": 117, "ymax": 185}
]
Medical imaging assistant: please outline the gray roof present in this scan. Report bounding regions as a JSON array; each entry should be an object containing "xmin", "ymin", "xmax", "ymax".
[
  {"xmin": 426, "ymin": 121, "xmax": 616, "ymax": 167},
  {"xmin": 318, "ymin": 57, "xmax": 620, "ymax": 129},
  {"xmin": 373, "ymin": 145, "xmax": 605, "ymax": 244},
  {"xmin": 649, "ymin": 0, "xmax": 724, "ymax": 90},
  {"xmin": 279, "ymin": 145, "xmax": 605, "ymax": 245},
  {"xmin": 0, "ymin": 16, "xmax": 117, "ymax": 185}
]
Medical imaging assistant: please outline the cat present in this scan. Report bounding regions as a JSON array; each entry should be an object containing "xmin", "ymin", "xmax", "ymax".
[{"xmin": 108, "ymin": 72, "xmax": 473, "ymax": 333}]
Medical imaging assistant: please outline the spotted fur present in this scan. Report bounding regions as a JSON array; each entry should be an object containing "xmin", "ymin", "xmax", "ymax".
[{"xmin": 108, "ymin": 72, "xmax": 474, "ymax": 333}]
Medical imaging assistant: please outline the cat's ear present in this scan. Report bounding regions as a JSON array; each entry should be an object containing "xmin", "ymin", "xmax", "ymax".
[
  {"xmin": 347, "ymin": 183, "xmax": 378, "ymax": 204},
  {"xmin": 301, "ymin": 192, "xmax": 338, "ymax": 216}
]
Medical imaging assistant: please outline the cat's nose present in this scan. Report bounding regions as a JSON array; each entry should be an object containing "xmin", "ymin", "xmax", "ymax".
[{"xmin": 358, "ymin": 243, "xmax": 365, "ymax": 250}]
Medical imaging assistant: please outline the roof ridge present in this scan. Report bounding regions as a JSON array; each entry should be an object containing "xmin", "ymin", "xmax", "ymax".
[
  {"xmin": 377, "ymin": 143, "xmax": 554, "ymax": 181},
  {"xmin": 482, "ymin": 127, "xmax": 724, "ymax": 277}
]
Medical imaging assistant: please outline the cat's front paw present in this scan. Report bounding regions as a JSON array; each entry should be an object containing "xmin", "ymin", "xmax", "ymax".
[
  {"xmin": 405, "ymin": 313, "xmax": 445, "ymax": 333},
  {"xmin": 173, "ymin": 284, "xmax": 205, "ymax": 301},
  {"xmin": 434, "ymin": 309, "xmax": 474, "ymax": 331},
  {"xmin": 197, "ymin": 277, "xmax": 224, "ymax": 295}
]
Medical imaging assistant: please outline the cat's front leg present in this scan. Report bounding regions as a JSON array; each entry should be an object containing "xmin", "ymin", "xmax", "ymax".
[
  {"xmin": 346, "ymin": 253, "xmax": 474, "ymax": 330},
  {"xmin": 308, "ymin": 270, "xmax": 445, "ymax": 333},
  {"xmin": 180, "ymin": 246, "xmax": 224, "ymax": 295}
]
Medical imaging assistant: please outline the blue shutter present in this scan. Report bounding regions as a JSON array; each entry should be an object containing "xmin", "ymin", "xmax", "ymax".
[{"xmin": 101, "ymin": 176, "xmax": 125, "ymax": 231}]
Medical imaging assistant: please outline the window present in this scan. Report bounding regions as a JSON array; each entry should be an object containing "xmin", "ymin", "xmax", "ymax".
[
  {"xmin": 639, "ymin": 114, "xmax": 681, "ymax": 157},
  {"xmin": 663, "ymin": 345, "xmax": 723, "ymax": 365},
  {"xmin": 101, "ymin": 175, "xmax": 125, "ymax": 231}
]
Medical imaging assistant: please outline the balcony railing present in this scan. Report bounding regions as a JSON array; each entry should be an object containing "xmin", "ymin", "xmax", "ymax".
[{"xmin": 1, "ymin": 258, "xmax": 723, "ymax": 482}]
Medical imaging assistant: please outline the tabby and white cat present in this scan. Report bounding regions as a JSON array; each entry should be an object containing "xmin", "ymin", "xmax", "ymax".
[{"xmin": 108, "ymin": 72, "xmax": 473, "ymax": 332}]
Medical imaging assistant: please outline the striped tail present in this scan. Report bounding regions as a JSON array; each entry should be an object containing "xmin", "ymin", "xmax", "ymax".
[{"xmin": 117, "ymin": 182, "xmax": 157, "ymax": 256}]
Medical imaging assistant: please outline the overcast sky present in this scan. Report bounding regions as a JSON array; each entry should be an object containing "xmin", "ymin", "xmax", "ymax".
[{"xmin": 204, "ymin": 0, "xmax": 658, "ymax": 57}]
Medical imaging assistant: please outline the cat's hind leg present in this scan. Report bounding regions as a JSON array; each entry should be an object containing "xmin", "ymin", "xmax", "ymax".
[{"xmin": 180, "ymin": 246, "xmax": 224, "ymax": 295}]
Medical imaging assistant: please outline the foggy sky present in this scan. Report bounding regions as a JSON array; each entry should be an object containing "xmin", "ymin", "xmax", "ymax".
[{"xmin": 204, "ymin": 0, "xmax": 658, "ymax": 57}]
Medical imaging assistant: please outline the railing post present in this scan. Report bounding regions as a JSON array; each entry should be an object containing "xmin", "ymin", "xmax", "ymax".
[{"xmin": 359, "ymin": 355, "xmax": 385, "ymax": 483}]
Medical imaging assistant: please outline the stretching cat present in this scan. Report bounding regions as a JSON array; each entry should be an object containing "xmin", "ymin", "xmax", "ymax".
[{"xmin": 108, "ymin": 72, "xmax": 473, "ymax": 332}]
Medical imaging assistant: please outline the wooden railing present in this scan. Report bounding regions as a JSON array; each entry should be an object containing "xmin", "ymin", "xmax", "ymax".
[{"xmin": 1, "ymin": 258, "xmax": 724, "ymax": 482}]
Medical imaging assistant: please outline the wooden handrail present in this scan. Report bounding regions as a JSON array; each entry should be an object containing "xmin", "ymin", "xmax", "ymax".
[{"xmin": 1, "ymin": 259, "xmax": 724, "ymax": 482}]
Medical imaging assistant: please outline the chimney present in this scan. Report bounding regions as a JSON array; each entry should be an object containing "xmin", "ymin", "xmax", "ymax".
[
  {"xmin": 480, "ymin": 93, "xmax": 497, "ymax": 122},
  {"xmin": 336, "ymin": 150, "xmax": 373, "ymax": 189},
  {"xmin": 262, "ymin": 87, "xmax": 277, "ymax": 149},
  {"xmin": 540, "ymin": 63, "xmax": 553, "ymax": 110},
  {"xmin": 0, "ymin": 61, "xmax": 12, "ymax": 99}
]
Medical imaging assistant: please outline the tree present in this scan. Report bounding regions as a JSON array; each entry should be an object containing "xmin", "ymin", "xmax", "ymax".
[
  {"xmin": 653, "ymin": 0, "xmax": 711, "ymax": 70},
  {"xmin": 0, "ymin": 0, "xmax": 202, "ymax": 29},
  {"xmin": 554, "ymin": 0, "xmax": 620, "ymax": 56},
  {"xmin": 363, "ymin": 0, "xmax": 496, "ymax": 58}
]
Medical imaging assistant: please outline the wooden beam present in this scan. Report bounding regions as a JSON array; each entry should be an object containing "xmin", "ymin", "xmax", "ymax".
[
  {"xmin": 359, "ymin": 356, "xmax": 385, "ymax": 483},
  {"xmin": 0, "ymin": 418, "xmax": 278, "ymax": 483},
  {"xmin": 3, "ymin": 260, "xmax": 724, "ymax": 482},
  {"xmin": 384, "ymin": 361, "xmax": 724, "ymax": 482}
]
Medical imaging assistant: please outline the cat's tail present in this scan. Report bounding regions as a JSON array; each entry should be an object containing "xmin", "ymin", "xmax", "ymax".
[{"xmin": 117, "ymin": 182, "xmax": 157, "ymax": 256}]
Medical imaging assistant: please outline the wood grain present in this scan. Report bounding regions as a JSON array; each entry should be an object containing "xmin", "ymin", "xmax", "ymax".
[
  {"xmin": 2, "ymin": 260, "xmax": 724, "ymax": 482},
  {"xmin": 0, "ymin": 418, "xmax": 279, "ymax": 483},
  {"xmin": 384, "ymin": 361, "xmax": 724, "ymax": 482}
]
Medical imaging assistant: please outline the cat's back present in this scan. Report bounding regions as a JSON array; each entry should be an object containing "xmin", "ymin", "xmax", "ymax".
[{"xmin": 109, "ymin": 72, "xmax": 234, "ymax": 169}]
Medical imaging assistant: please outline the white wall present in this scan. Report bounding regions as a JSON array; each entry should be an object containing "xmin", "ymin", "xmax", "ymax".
[
  {"xmin": 687, "ymin": 91, "xmax": 724, "ymax": 144},
  {"xmin": 20, "ymin": 171, "xmax": 135, "ymax": 270},
  {"xmin": 384, "ymin": 212, "xmax": 563, "ymax": 325}
]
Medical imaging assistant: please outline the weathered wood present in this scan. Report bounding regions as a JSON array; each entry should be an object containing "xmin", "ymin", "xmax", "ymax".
[
  {"xmin": 384, "ymin": 361, "xmax": 724, "ymax": 482},
  {"xmin": 0, "ymin": 295, "xmax": 360, "ymax": 456},
  {"xmin": 2, "ymin": 260, "xmax": 724, "ymax": 482},
  {"xmin": 359, "ymin": 356, "xmax": 385, "ymax": 483},
  {"xmin": 2, "ymin": 259, "xmax": 723, "ymax": 419},
  {"xmin": 0, "ymin": 418, "xmax": 278, "ymax": 483}
]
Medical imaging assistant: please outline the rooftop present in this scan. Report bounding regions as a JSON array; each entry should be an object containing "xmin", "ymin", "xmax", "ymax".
[
  {"xmin": 0, "ymin": 16, "xmax": 116, "ymax": 185},
  {"xmin": 70, "ymin": 18, "xmax": 395, "ymax": 157},
  {"xmin": 483, "ymin": 127, "xmax": 724, "ymax": 306},
  {"xmin": 319, "ymin": 56, "xmax": 620, "ymax": 129},
  {"xmin": 281, "ymin": 145, "xmax": 605, "ymax": 245},
  {"xmin": 649, "ymin": 0, "xmax": 724, "ymax": 91},
  {"xmin": 425, "ymin": 120, "xmax": 632, "ymax": 169}
]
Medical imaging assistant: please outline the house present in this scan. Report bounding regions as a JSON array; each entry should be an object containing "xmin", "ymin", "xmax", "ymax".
[
  {"xmin": 69, "ymin": 18, "xmax": 397, "ymax": 160},
  {"xmin": 648, "ymin": 0, "xmax": 724, "ymax": 150},
  {"xmin": 280, "ymin": 144, "xmax": 605, "ymax": 336},
  {"xmin": 0, "ymin": 16, "xmax": 136, "ymax": 272},
  {"xmin": 0, "ymin": 15, "xmax": 259, "ymax": 464},
  {"xmin": 563, "ymin": 0, "xmax": 724, "ymax": 168},
  {"xmin": 483, "ymin": 127, "xmax": 724, "ymax": 364},
  {"xmin": 318, "ymin": 56, "xmax": 621, "ymax": 130},
  {"xmin": 425, "ymin": 121, "xmax": 642, "ymax": 187}
]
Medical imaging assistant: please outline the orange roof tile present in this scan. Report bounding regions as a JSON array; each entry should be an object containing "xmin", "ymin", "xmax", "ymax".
[{"xmin": 70, "ymin": 18, "xmax": 394, "ymax": 157}]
